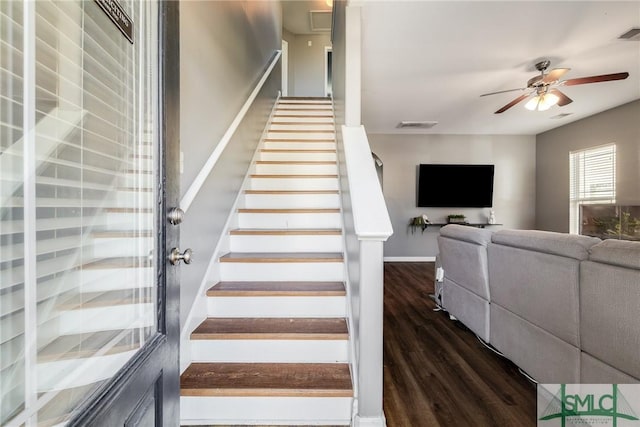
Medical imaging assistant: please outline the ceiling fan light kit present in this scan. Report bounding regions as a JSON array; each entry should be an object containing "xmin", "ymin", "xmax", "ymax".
[{"xmin": 482, "ymin": 59, "xmax": 630, "ymax": 114}]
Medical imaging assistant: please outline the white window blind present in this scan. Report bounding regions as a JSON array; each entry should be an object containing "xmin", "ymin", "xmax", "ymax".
[
  {"xmin": 570, "ymin": 144, "xmax": 616, "ymax": 203},
  {"xmin": 569, "ymin": 144, "xmax": 616, "ymax": 234}
]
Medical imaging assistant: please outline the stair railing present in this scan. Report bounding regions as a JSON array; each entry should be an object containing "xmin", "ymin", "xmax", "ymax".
[{"xmin": 338, "ymin": 125, "xmax": 393, "ymax": 425}]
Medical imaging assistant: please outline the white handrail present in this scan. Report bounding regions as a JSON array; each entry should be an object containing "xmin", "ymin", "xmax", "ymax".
[
  {"xmin": 180, "ymin": 50, "xmax": 282, "ymax": 212},
  {"xmin": 341, "ymin": 125, "xmax": 393, "ymax": 241}
]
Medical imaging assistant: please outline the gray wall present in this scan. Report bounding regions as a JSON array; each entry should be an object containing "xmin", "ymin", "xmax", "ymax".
[
  {"xmin": 368, "ymin": 134, "xmax": 537, "ymax": 258},
  {"xmin": 282, "ymin": 29, "xmax": 296, "ymax": 96},
  {"xmin": 179, "ymin": 1, "xmax": 282, "ymax": 327},
  {"xmin": 536, "ymin": 100, "xmax": 640, "ymax": 232},
  {"xmin": 282, "ymin": 32, "xmax": 331, "ymax": 97}
]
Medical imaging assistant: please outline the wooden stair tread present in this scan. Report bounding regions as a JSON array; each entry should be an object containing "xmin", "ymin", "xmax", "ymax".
[
  {"xmin": 281, "ymin": 96, "xmax": 331, "ymax": 100},
  {"xmin": 83, "ymin": 257, "xmax": 152, "ymax": 269},
  {"xmin": 219, "ymin": 252, "xmax": 343, "ymax": 263},
  {"xmin": 270, "ymin": 122, "xmax": 334, "ymax": 125},
  {"xmin": 238, "ymin": 208, "xmax": 340, "ymax": 214},
  {"xmin": 264, "ymin": 138, "xmax": 335, "ymax": 143},
  {"xmin": 60, "ymin": 289, "xmax": 153, "ymax": 310},
  {"xmin": 91, "ymin": 231, "xmax": 153, "ymax": 238},
  {"xmin": 269, "ymin": 129, "xmax": 334, "ymax": 133},
  {"xmin": 273, "ymin": 114, "xmax": 333, "ymax": 118},
  {"xmin": 38, "ymin": 329, "xmax": 141, "ymax": 362},
  {"xmin": 244, "ymin": 190, "xmax": 339, "ymax": 195},
  {"xmin": 180, "ymin": 363, "xmax": 353, "ymax": 397},
  {"xmin": 255, "ymin": 161, "xmax": 336, "ymax": 165},
  {"xmin": 250, "ymin": 174, "xmax": 338, "ymax": 179},
  {"xmin": 191, "ymin": 318, "xmax": 348, "ymax": 340},
  {"xmin": 260, "ymin": 149, "xmax": 336, "ymax": 153},
  {"xmin": 207, "ymin": 281, "xmax": 346, "ymax": 296},
  {"xmin": 230, "ymin": 229, "xmax": 341, "ymax": 236}
]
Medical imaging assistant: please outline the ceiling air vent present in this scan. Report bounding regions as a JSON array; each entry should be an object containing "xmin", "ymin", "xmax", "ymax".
[
  {"xmin": 396, "ymin": 121, "xmax": 439, "ymax": 129},
  {"xmin": 619, "ymin": 28, "xmax": 640, "ymax": 40},
  {"xmin": 550, "ymin": 113, "xmax": 573, "ymax": 119},
  {"xmin": 310, "ymin": 11, "xmax": 332, "ymax": 32}
]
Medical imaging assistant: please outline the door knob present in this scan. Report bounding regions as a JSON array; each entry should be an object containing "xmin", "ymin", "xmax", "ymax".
[
  {"xmin": 168, "ymin": 207, "xmax": 184, "ymax": 225},
  {"xmin": 169, "ymin": 247, "xmax": 193, "ymax": 265}
]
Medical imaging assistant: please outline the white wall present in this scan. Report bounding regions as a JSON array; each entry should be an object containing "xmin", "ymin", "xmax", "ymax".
[
  {"xmin": 536, "ymin": 100, "xmax": 640, "ymax": 232},
  {"xmin": 179, "ymin": 1, "xmax": 282, "ymax": 326},
  {"xmin": 368, "ymin": 134, "xmax": 537, "ymax": 258},
  {"xmin": 282, "ymin": 33, "xmax": 331, "ymax": 97}
]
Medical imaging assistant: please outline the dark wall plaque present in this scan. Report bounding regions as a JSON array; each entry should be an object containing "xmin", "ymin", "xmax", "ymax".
[{"xmin": 94, "ymin": 0, "xmax": 134, "ymax": 44}]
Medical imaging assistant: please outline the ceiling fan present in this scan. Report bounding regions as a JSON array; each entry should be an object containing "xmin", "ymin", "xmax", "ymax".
[{"xmin": 481, "ymin": 60, "xmax": 629, "ymax": 114}]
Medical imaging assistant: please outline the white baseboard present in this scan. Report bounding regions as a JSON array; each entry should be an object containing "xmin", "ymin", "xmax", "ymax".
[
  {"xmin": 383, "ymin": 256, "xmax": 436, "ymax": 262},
  {"xmin": 354, "ymin": 414, "xmax": 387, "ymax": 427}
]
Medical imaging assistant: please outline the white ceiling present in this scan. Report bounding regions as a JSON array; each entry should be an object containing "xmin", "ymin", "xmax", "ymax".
[{"xmin": 359, "ymin": 1, "xmax": 640, "ymax": 135}]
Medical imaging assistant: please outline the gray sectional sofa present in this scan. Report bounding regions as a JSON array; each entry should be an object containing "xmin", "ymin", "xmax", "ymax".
[{"xmin": 437, "ymin": 224, "xmax": 640, "ymax": 384}]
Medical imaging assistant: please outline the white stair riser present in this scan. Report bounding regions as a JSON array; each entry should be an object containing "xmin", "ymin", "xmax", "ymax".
[
  {"xmin": 255, "ymin": 163, "xmax": 337, "ymax": 175},
  {"xmin": 243, "ymin": 193, "xmax": 340, "ymax": 209},
  {"xmin": 90, "ymin": 237, "xmax": 154, "ymax": 258},
  {"xmin": 238, "ymin": 212, "xmax": 341, "ymax": 229},
  {"xmin": 267, "ymin": 132, "xmax": 334, "ymax": 140},
  {"xmin": 80, "ymin": 268, "xmax": 154, "ymax": 292},
  {"xmin": 230, "ymin": 234, "xmax": 342, "ymax": 253},
  {"xmin": 59, "ymin": 304, "xmax": 154, "ymax": 335},
  {"xmin": 180, "ymin": 396, "xmax": 351, "ymax": 426},
  {"xmin": 270, "ymin": 117, "xmax": 333, "ymax": 123},
  {"xmin": 121, "ymin": 173, "xmax": 154, "ymax": 188},
  {"xmin": 249, "ymin": 177, "xmax": 338, "ymax": 191},
  {"xmin": 101, "ymin": 213, "xmax": 154, "ymax": 230},
  {"xmin": 38, "ymin": 349, "xmax": 137, "ymax": 392},
  {"xmin": 129, "ymin": 158, "xmax": 154, "ymax": 171},
  {"xmin": 190, "ymin": 340, "xmax": 348, "ymax": 363},
  {"xmin": 279, "ymin": 100, "xmax": 332, "ymax": 104},
  {"xmin": 260, "ymin": 152, "xmax": 336, "ymax": 162},
  {"xmin": 277, "ymin": 104, "xmax": 332, "ymax": 110},
  {"xmin": 220, "ymin": 262, "xmax": 344, "ymax": 282},
  {"xmin": 270, "ymin": 124, "xmax": 335, "ymax": 131},
  {"xmin": 273, "ymin": 110, "xmax": 333, "ymax": 117},
  {"xmin": 207, "ymin": 296, "xmax": 346, "ymax": 317},
  {"xmin": 107, "ymin": 193, "xmax": 155, "ymax": 209},
  {"xmin": 264, "ymin": 141, "xmax": 336, "ymax": 150}
]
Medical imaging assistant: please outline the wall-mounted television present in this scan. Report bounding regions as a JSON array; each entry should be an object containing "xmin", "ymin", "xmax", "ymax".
[{"xmin": 417, "ymin": 164, "xmax": 494, "ymax": 208}]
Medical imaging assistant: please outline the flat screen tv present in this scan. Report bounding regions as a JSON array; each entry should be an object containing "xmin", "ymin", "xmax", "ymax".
[{"xmin": 417, "ymin": 164, "xmax": 494, "ymax": 208}]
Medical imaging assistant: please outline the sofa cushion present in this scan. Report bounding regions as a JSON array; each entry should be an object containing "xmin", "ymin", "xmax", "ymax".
[
  {"xmin": 438, "ymin": 235, "xmax": 490, "ymax": 300},
  {"xmin": 589, "ymin": 239, "xmax": 640, "ymax": 270},
  {"xmin": 440, "ymin": 224, "xmax": 493, "ymax": 246},
  {"xmin": 491, "ymin": 229, "xmax": 600, "ymax": 260},
  {"xmin": 489, "ymin": 243, "xmax": 580, "ymax": 346},
  {"xmin": 581, "ymin": 260, "xmax": 640, "ymax": 379}
]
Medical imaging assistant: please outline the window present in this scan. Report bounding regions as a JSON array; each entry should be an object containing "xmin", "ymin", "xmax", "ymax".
[{"xmin": 569, "ymin": 144, "xmax": 616, "ymax": 234}]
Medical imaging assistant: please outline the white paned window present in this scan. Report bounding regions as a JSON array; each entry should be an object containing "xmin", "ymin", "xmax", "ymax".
[{"xmin": 569, "ymin": 144, "xmax": 616, "ymax": 234}]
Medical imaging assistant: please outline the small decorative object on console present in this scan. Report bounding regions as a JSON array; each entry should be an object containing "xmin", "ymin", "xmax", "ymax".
[
  {"xmin": 488, "ymin": 210, "xmax": 496, "ymax": 225},
  {"xmin": 409, "ymin": 214, "xmax": 430, "ymax": 233},
  {"xmin": 447, "ymin": 214, "xmax": 467, "ymax": 224}
]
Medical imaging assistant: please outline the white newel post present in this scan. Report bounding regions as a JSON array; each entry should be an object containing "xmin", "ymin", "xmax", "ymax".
[{"xmin": 355, "ymin": 239, "xmax": 386, "ymax": 427}]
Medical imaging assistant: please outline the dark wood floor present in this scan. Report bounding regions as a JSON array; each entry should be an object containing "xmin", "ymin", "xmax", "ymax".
[{"xmin": 383, "ymin": 262, "xmax": 536, "ymax": 427}]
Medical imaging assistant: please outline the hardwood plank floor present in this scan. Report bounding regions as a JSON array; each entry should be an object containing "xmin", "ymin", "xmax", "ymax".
[{"xmin": 383, "ymin": 262, "xmax": 536, "ymax": 427}]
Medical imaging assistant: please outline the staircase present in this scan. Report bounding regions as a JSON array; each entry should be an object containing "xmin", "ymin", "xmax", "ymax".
[{"xmin": 180, "ymin": 97, "xmax": 354, "ymax": 426}]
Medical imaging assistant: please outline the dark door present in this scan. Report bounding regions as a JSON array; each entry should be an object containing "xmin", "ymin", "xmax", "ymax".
[
  {"xmin": 0, "ymin": 1, "xmax": 180, "ymax": 425},
  {"xmin": 68, "ymin": 2, "xmax": 181, "ymax": 426}
]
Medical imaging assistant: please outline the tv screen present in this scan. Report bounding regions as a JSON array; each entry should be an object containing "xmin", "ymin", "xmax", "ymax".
[{"xmin": 417, "ymin": 164, "xmax": 494, "ymax": 208}]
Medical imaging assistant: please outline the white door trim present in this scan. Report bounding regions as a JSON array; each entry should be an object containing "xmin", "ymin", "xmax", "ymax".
[{"xmin": 281, "ymin": 40, "xmax": 288, "ymax": 97}]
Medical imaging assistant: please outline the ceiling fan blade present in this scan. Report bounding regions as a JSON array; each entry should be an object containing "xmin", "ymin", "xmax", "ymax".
[
  {"xmin": 563, "ymin": 72, "xmax": 629, "ymax": 86},
  {"xmin": 480, "ymin": 87, "xmax": 527, "ymax": 97},
  {"xmin": 494, "ymin": 93, "xmax": 531, "ymax": 114},
  {"xmin": 549, "ymin": 88, "xmax": 573, "ymax": 106},
  {"xmin": 542, "ymin": 68, "xmax": 571, "ymax": 83}
]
